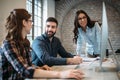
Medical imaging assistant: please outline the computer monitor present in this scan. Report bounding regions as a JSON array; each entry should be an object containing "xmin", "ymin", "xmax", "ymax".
[
  {"xmin": 99, "ymin": 1, "xmax": 108, "ymax": 69},
  {"xmin": 98, "ymin": 2, "xmax": 120, "ymax": 72}
]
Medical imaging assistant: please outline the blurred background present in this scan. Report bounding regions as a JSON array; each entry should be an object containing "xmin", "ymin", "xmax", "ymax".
[{"xmin": 0, "ymin": 0, "xmax": 120, "ymax": 54}]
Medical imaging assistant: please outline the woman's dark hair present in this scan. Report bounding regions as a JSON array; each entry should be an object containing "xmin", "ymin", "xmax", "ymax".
[
  {"xmin": 73, "ymin": 10, "xmax": 96, "ymax": 43},
  {"xmin": 5, "ymin": 8, "xmax": 31, "ymax": 52}
]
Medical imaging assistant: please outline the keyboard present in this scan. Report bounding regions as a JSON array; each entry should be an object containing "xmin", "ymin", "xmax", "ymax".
[{"xmin": 82, "ymin": 57, "xmax": 100, "ymax": 62}]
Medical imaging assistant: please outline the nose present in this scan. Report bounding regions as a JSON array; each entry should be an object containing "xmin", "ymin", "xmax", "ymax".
[
  {"xmin": 31, "ymin": 22, "xmax": 33, "ymax": 25},
  {"xmin": 81, "ymin": 18, "xmax": 85, "ymax": 21}
]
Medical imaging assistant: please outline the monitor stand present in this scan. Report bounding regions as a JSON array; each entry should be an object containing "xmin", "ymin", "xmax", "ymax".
[
  {"xmin": 108, "ymin": 38, "xmax": 120, "ymax": 72},
  {"xmin": 95, "ymin": 38, "xmax": 120, "ymax": 72},
  {"xmin": 95, "ymin": 65, "xmax": 117, "ymax": 72},
  {"xmin": 117, "ymin": 71, "xmax": 120, "ymax": 79}
]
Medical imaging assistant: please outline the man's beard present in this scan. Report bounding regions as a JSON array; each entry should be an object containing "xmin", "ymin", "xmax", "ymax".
[{"xmin": 45, "ymin": 31, "xmax": 56, "ymax": 38}]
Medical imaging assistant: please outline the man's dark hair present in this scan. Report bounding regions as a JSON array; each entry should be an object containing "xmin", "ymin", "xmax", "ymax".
[{"xmin": 46, "ymin": 17, "xmax": 58, "ymax": 26}]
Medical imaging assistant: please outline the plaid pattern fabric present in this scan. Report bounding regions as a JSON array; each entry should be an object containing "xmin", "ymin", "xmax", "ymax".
[
  {"xmin": 0, "ymin": 40, "xmax": 35, "ymax": 80},
  {"xmin": 0, "ymin": 47, "xmax": 2, "ymax": 80}
]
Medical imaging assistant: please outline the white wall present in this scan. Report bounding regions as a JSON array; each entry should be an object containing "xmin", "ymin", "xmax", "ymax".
[
  {"xmin": 0, "ymin": 0, "xmax": 26, "ymax": 45},
  {"xmin": 0, "ymin": 0, "xmax": 55, "ymax": 45},
  {"xmin": 43, "ymin": 0, "xmax": 55, "ymax": 33}
]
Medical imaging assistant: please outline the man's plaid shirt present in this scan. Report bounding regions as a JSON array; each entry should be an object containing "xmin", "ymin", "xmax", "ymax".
[{"xmin": 0, "ymin": 40, "xmax": 35, "ymax": 80}]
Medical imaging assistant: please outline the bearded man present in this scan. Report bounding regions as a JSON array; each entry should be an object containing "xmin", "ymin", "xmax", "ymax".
[{"xmin": 31, "ymin": 17, "xmax": 82, "ymax": 66}]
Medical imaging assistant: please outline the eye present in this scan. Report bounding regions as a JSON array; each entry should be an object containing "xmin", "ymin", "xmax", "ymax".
[
  {"xmin": 51, "ymin": 26, "xmax": 56, "ymax": 28},
  {"xmin": 78, "ymin": 16, "xmax": 87, "ymax": 21},
  {"xmin": 83, "ymin": 17, "xmax": 87, "ymax": 19},
  {"xmin": 47, "ymin": 25, "xmax": 50, "ymax": 28}
]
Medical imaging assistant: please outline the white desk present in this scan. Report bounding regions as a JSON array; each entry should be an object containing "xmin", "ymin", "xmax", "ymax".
[
  {"xmin": 75, "ymin": 58, "xmax": 119, "ymax": 80},
  {"xmin": 26, "ymin": 58, "xmax": 120, "ymax": 80},
  {"xmin": 50, "ymin": 58, "xmax": 119, "ymax": 80}
]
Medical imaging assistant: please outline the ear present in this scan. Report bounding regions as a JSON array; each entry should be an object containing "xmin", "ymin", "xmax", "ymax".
[{"xmin": 22, "ymin": 19, "xmax": 27, "ymax": 27}]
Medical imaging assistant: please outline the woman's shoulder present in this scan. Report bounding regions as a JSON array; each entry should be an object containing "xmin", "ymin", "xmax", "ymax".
[
  {"xmin": 1, "ymin": 39, "xmax": 16, "ymax": 50},
  {"xmin": 94, "ymin": 21, "xmax": 102, "ymax": 27},
  {"xmin": 3, "ymin": 39, "xmax": 16, "ymax": 45},
  {"xmin": 93, "ymin": 22, "xmax": 101, "ymax": 31}
]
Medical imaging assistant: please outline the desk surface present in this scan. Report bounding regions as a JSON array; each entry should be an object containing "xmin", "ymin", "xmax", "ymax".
[
  {"xmin": 26, "ymin": 58, "xmax": 120, "ymax": 80},
  {"xmin": 75, "ymin": 58, "xmax": 119, "ymax": 80},
  {"xmin": 51, "ymin": 58, "xmax": 119, "ymax": 80}
]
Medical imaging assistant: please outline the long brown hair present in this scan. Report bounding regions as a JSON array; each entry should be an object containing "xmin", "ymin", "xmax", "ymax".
[
  {"xmin": 73, "ymin": 10, "xmax": 95, "ymax": 44},
  {"xmin": 5, "ymin": 9, "xmax": 31, "ymax": 52}
]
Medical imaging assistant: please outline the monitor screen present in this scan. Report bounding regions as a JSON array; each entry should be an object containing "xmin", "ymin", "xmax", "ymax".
[
  {"xmin": 100, "ymin": 1, "xmax": 108, "ymax": 67},
  {"xmin": 98, "ymin": 2, "xmax": 120, "ymax": 72}
]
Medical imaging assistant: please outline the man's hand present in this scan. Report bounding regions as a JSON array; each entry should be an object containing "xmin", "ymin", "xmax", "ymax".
[{"xmin": 67, "ymin": 56, "xmax": 82, "ymax": 65}]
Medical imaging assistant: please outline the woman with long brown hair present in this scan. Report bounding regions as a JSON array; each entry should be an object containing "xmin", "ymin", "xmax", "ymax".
[
  {"xmin": 73, "ymin": 10, "xmax": 101, "ymax": 57},
  {"xmin": 0, "ymin": 8, "xmax": 84, "ymax": 80}
]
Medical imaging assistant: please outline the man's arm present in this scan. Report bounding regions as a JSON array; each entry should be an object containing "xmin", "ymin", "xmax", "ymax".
[
  {"xmin": 56, "ymin": 38, "xmax": 82, "ymax": 64},
  {"xmin": 32, "ymin": 38, "xmax": 68, "ymax": 66},
  {"xmin": 57, "ymin": 39, "xmax": 74, "ymax": 58}
]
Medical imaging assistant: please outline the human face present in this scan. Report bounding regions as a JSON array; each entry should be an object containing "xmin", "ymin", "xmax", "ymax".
[
  {"xmin": 45, "ymin": 22, "xmax": 57, "ymax": 38},
  {"xmin": 78, "ymin": 13, "xmax": 87, "ymax": 28},
  {"xmin": 23, "ymin": 18, "xmax": 33, "ymax": 35}
]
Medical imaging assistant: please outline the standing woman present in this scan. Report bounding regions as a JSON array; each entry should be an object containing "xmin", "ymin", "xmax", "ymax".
[
  {"xmin": 0, "ymin": 9, "xmax": 84, "ymax": 80},
  {"xmin": 73, "ymin": 10, "xmax": 101, "ymax": 57}
]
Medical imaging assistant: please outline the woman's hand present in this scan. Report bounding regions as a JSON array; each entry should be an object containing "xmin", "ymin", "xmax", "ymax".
[
  {"xmin": 59, "ymin": 69, "xmax": 84, "ymax": 80},
  {"xmin": 40, "ymin": 65, "xmax": 52, "ymax": 70}
]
